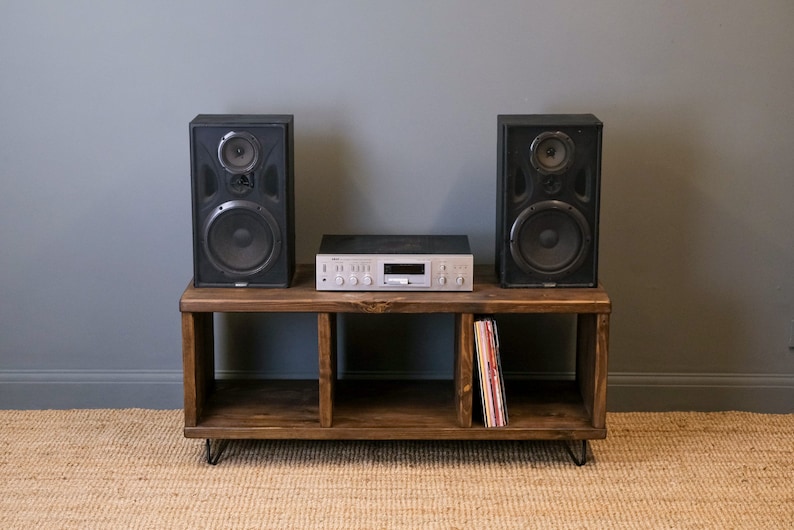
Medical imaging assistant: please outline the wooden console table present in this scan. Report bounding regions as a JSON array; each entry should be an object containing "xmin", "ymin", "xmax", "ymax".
[{"xmin": 180, "ymin": 264, "xmax": 610, "ymax": 464}]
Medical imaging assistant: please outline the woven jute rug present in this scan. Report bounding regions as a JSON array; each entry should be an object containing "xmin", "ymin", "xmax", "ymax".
[{"xmin": 0, "ymin": 409, "xmax": 791, "ymax": 529}]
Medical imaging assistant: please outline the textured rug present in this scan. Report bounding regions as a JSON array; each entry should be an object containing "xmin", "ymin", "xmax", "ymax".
[{"xmin": 0, "ymin": 410, "xmax": 791, "ymax": 529}]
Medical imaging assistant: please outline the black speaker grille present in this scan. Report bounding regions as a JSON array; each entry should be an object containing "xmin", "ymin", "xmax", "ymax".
[
  {"xmin": 190, "ymin": 114, "xmax": 294, "ymax": 288},
  {"xmin": 496, "ymin": 114, "xmax": 602, "ymax": 287}
]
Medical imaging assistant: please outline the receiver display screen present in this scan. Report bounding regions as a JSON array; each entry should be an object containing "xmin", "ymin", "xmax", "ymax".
[{"xmin": 384, "ymin": 263, "xmax": 425, "ymax": 275}]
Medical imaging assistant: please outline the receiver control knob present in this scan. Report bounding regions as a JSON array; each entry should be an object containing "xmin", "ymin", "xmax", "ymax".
[
  {"xmin": 438, "ymin": 276, "xmax": 447, "ymax": 286},
  {"xmin": 349, "ymin": 276, "xmax": 359, "ymax": 286},
  {"xmin": 456, "ymin": 276, "xmax": 465, "ymax": 286},
  {"xmin": 335, "ymin": 276, "xmax": 344, "ymax": 286},
  {"xmin": 362, "ymin": 275, "xmax": 373, "ymax": 285}
]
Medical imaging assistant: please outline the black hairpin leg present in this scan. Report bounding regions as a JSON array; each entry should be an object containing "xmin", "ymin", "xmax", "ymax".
[
  {"xmin": 565, "ymin": 440, "xmax": 588, "ymax": 466},
  {"xmin": 205, "ymin": 439, "xmax": 230, "ymax": 465}
]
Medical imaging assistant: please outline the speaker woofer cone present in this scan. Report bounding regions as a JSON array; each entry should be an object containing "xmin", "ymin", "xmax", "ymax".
[
  {"xmin": 530, "ymin": 131, "xmax": 575, "ymax": 175},
  {"xmin": 509, "ymin": 200, "xmax": 591, "ymax": 279},
  {"xmin": 203, "ymin": 200, "xmax": 281, "ymax": 277},
  {"xmin": 218, "ymin": 131, "xmax": 261, "ymax": 174}
]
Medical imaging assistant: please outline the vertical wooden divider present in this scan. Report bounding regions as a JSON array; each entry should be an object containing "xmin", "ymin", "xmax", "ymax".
[
  {"xmin": 318, "ymin": 312, "xmax": 337, "ymax": 428},
  {"xmin": 455, "ymin": 313, "xmax": 474, "ymax": 428},
  {"xmin": 575, "ymin": 313, "xmax": 595, "ymax": 426}
]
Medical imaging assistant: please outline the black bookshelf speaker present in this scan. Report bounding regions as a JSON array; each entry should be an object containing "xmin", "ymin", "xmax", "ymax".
[
  {"xmin": 496, "ymin": 114, "xmax": 602, "ymax": 288},
  {"xmin": 190, "ymin": 114, "xmax": 295, "ymax": 287}
]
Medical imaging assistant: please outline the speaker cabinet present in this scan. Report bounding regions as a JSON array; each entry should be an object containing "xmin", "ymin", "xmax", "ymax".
[
  {"xmin": 496, "ymin": 114, "xmax": 602, "ymax": 288},
  {"xmin": 190, "ymin": 114, "xmax": 295, "ymax": 287}
]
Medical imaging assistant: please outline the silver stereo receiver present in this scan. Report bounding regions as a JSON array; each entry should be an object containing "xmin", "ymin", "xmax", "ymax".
[{"xmin": 316, "ymin": 234, "xmax": 474, "ymax": 291}]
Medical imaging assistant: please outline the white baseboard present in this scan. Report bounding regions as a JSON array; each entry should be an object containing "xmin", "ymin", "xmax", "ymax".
[{"xmin": 1, "ymin": 369, "xmax": 792, "ymax": 412}]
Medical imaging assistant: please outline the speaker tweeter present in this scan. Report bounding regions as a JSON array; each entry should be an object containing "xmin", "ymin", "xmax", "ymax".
[{"xmin": 218, "ymin": 131, "xmax": 261, "ymax": 174}]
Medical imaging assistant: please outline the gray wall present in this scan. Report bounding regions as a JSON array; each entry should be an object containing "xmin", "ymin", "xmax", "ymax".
[{"xmin": 1, "ymin": 1, "xmax": 792, "ymax": 411}]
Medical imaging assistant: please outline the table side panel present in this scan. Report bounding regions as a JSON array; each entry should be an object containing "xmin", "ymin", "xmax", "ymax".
[{"xmin": 181, "ymin": 312, "xmax": 214, "ymax": 427}]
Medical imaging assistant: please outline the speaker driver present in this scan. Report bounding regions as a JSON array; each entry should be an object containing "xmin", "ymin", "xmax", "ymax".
[
  {"xmin": 530, "ymin": 131, "xmax": 575, "ymax": 175},
  {"xmin": 203, "ymin": 200, "xmax": 281, "ymax": 276},
  {"xmin": 218, "ymin": 131, "xmax": 261, "ymax": 174},
  {"xmin": 509, "ymin": 200, "xmax": 591, "ymax": 278}
]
